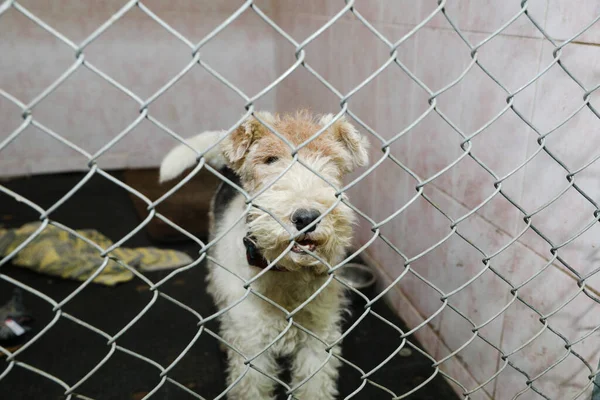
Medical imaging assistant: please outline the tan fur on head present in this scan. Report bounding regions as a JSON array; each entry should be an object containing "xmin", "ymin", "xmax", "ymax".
[
  {"xmin": 159, "ymin": 111, "xmax": 369, "ymax": 185},
  {"xmin": 219, "ymin": 110, "xmax": 370, "ymax": 274},
  {"xmin": 221, "ymin": 111, "xmax": 277, "ymax": 169},
  {"xmin": 319, "ymin": 114, "xmax": 370, "ymax": 172},
  {"xmin": 158, "ymin": 111, "xmax": 370, "ymax": 274},
  {"xmin": 221, "ymin": 111, "xmax": 369, "ymax": 186}
]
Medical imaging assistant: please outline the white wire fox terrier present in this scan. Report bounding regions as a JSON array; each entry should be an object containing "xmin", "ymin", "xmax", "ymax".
[{"xmin": 159, "ymin": 111, "xmax": 369, "ymax": 400}]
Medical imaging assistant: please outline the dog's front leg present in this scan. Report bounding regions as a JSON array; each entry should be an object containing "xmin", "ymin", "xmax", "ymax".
[
  {"xmin": 223, "ymin": 336, "xmax": 279, "ymax": 400},
  {"xmin": 289, "ymin": 335, "xmax": 342, "ymax": 400}
]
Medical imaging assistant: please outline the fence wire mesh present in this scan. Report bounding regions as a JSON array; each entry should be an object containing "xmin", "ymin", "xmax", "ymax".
[{"xmin": 1, "ymin": 0, "xmax": 600, "ymax": 399}]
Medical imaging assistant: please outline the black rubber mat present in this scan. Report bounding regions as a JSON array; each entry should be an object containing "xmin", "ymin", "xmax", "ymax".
[{"xmin": 0, "ymin": 171, "xmax": 458, "ymax": 399}]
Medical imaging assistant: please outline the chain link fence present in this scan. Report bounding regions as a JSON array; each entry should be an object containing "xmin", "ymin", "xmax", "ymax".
[{"xmin": 1, "ymin": 0, "xmax": 600, "ymax": 399}]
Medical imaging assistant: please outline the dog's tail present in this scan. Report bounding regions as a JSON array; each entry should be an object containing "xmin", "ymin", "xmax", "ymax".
[{"xmin": 159, "ymin": 130, "xmax": 227, "ymax": 183}]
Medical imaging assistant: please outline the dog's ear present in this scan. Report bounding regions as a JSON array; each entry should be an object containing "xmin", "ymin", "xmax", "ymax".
[
  {"xmin": 221, "ymin": 112, "xmax": 275, "ymax": 169},
  {"xmin": 320, "ymin": 114, "xmax": 369, "ymax": 172}
]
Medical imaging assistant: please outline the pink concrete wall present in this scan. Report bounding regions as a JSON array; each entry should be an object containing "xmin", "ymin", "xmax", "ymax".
[{"xmin": 0, "ymin": 0, "xmax": 277, "ymax": 175}]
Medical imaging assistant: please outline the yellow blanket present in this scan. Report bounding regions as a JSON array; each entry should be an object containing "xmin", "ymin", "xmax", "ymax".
[{"xmin": 0, "ymin": 223, "xmax": 193, "ymax": 286}]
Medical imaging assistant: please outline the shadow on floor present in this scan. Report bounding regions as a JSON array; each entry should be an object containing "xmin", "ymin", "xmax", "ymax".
[{"xmin": 0, "ymin": 171, "xmax": 458, "ymax": 399}]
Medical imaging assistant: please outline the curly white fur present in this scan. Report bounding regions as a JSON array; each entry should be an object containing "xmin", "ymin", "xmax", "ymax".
[
  {"xmin": 159, "ymin": 130, "xmax": 227, "ymax": 183},
  {"xmin": 160, "ymin": 112, "xmax": 368, "ymax": 400}
]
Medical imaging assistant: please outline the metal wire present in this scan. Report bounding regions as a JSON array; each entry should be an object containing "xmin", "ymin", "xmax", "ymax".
[{"xmin": 1, "ymin": 1, "xmax": 600, "ymax": 399}]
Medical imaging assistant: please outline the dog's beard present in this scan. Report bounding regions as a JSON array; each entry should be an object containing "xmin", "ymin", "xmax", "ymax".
[{"xmin": 246, "ymin": 204, "xmax": 355, "ymax": 274}]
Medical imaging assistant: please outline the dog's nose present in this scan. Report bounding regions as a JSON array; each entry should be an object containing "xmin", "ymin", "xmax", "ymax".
[{"xmin": 292, "ymin": 209, "xmax": 321, "ymax": 233}]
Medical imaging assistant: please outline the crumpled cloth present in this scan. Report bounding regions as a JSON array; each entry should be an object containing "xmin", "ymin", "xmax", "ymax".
[{"xmin": 0, "ymin": 222, "xmax": 193, "ymax": 286}]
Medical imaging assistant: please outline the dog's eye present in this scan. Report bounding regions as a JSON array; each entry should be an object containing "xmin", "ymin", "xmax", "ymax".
[{"xmin": 264, "ymin": 156, "xmax": 279, "ymax": 165}]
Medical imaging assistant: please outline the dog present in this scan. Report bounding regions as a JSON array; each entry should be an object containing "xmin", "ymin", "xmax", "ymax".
[{"xmin": 159, "ymin": 111, "xmax": 369, "ymax": 399}]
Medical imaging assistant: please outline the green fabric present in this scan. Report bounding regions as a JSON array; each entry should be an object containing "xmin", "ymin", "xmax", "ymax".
[{"xmin": 0, "ymin": 222, "xmax": 193, "ymax": 286}]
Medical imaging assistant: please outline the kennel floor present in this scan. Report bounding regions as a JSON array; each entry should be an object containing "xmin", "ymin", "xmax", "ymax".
[{"xmin": 0, "ymin": 171, "xmax": 458, "ymax": 400}]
